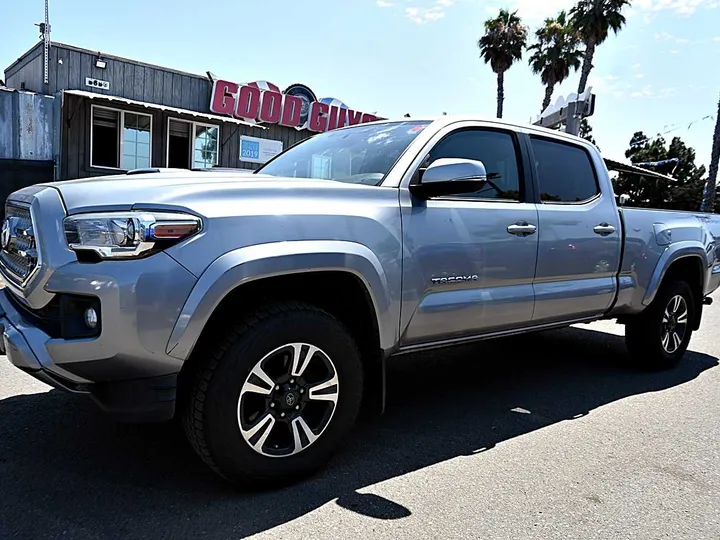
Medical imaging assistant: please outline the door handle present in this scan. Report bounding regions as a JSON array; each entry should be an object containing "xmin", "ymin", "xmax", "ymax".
[
  {"xmin": 507, "ymin": 221, "xmax": 537, "ymax": 236},
  {"xmin": 593, "ymin": 223, "xmax": 616, "ymax": 236}
]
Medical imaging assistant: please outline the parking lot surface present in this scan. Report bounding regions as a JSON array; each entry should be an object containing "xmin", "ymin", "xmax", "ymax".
[{"xmin": 1, "ymin": 295, "xmax": 719, "ymax": 539}]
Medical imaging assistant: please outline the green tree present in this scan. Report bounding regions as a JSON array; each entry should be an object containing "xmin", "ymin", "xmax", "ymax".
[
  {"xmin": 478, "ymin": 8, "xmax": 528, "ymax": 118},
  {"xmin": 528, "ymin": 11, "xmax": 583, "ymax": 112},
  {"xmin": 570, "ymin": 0, "xmax": 630, "ymax": 95},
  {"xmin": 579, "ymin": 118, "xmax": 598, "ymax": 148},
  {"xmin": 613, "ymin": 131, "xmax": 706, "ymax": 210},
  {"xmin": 700, "ymin": 91, "xmax": 720, "ymax": 212}
]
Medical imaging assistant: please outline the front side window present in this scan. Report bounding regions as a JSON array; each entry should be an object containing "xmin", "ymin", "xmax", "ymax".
[
  {"xmin": 91, "ymin": 106, "xmax": 152, "ymax": 169},
  {"xmin": 424, "ymin": 128, "xmax": 522, "ymax": 201},
  {"xmin": 257, "ymin": 121, "xmax": 431, "ymax": 185},
  {"xmin": 530, "ymin": 137, "xmax": 600, "ymax": 203}
]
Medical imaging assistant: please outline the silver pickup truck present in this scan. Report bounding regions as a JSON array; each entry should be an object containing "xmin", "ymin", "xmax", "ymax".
[{"xmin": 2, "ymin": 116, "xmax": 719, "ymax": 487}]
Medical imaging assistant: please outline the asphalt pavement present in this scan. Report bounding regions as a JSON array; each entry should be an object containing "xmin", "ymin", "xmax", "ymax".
[{"xmin": 1, "ymin": 296, "xmax": 719, "ymax": 539}]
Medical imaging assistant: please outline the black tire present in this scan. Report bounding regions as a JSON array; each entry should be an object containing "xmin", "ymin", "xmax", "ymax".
[
  {"xmin": 625, "ymin": 280, "xmax": 695, "ymax": 371},
  {"xmin": 182, "ymin": 302, "xmax": 364, "ymax": 489}
]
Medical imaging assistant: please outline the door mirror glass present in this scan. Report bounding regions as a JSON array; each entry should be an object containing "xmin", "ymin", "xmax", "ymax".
[{"xmin": 410, "ymin": 158, "xmax": 488, "ymax": 199}]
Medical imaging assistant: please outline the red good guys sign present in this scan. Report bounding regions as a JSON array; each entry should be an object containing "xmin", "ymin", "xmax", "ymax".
[{"xmin": 209, "ymin": 79, "xmax": 379, "ymax": 133}]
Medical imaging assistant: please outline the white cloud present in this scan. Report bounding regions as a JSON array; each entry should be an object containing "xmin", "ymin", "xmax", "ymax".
[
  {"xmin": 713, "ymin": 36, "xmax": 720, "ymax": 41},
  {"xmin": 405, "ymin": 5, "xmax": 446, "ymax": 23},
  {"xmin": 670, "ymin": 49, "xmax": 680, "ymax": 53},
  {"xmin": 636, "ymin": 73, "xmax": 645, "ymax": 78},
  {"xmin": 632, "ymin": 63, "xmax": 642, "ymax": 70},
  {"xmin": 630, "ymin": 85, "xmax": 676, "ymax": 99},
  {"xmin": 632, "ymin": 0, "xmax": 719, "ymax": 15},
  {"xmin": 480, "ymin": 0, "xmax": 717, "ymax": 22},
  {"xmin": 376, "ymin": 0, "xmax": 394, "ymax": 6},
  {"xmin": 654, "ymin": 32, "xmax": 691, "ymax": 43},
  {"xmin": 436, "ymin": 0, "xmax": 455, "ymax": 5}
]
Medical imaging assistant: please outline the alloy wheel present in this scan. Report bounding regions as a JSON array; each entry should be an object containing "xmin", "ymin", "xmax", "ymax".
[
  {"xmin": 661, "ymin": 294, "xmax": 689, "ymax": 354},
  {"xmin": 237, "ymin": 342, "xmax": 339, "ymax": 458}
]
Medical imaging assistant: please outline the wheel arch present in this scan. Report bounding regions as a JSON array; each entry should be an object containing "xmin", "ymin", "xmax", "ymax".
[
  {"xmin": 168, "ymin": 241, "xmax": 397, "ymax": 413},
  {"xmin": 644, "ymin": 247, "xmax": 707, "ymax": 330}
]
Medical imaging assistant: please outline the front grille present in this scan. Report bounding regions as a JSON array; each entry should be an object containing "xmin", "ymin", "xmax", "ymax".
[{"xmin": 0, "ymin": 203, "xmax": 39, "ymax": 284}]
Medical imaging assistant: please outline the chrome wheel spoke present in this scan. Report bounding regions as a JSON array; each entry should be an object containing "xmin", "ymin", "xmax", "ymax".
[
  {"xmin": 671, "ymin": 295, "xmax": 682, "ymax": 313},
  {"xmin": 241, "ymin": 363, "xmax": 275, "ymax": 396},
  {"xmin": 662, "ymin": 331, "xmax": 671, "ymax": 350},
  {"xmin": 308, "ymin": 373, "xmax": 339, "ymax": 404},
  {"xmin": 290, "ymin": 343, "xmax": 320, "ymax": 378},
  {"xmin": 676, "ymin": 309, "xmax": 688, "ymax": 325},
  {"xmin": 671, "ymin": 331, "xmax": 682, "ymax": 352},
  {"xmin": 291, "ymin": 416, "xmax": 318, "ymax": 455},
  {"xmin": 241, "ymin": 413, "xmax": 276, "ymax": 453}
]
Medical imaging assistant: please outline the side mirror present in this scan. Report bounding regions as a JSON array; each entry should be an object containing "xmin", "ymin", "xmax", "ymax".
[{"xmin": 409, "ymin": 158, "xmax": 488, "ymax": 199}]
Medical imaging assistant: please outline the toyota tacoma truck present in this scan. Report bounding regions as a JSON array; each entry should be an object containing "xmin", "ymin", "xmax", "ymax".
[{"xmin": 2, "ymin": 116, "xmax": 719, "ymax": 488}]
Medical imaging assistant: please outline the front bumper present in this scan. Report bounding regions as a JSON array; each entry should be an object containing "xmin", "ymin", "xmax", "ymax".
[{"xmin": 0, "ymin": 250, "xmax": 198, "ymax": 422}]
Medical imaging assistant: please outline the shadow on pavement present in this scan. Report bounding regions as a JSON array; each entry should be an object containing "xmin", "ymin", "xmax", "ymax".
[{"xmin": 0, "ymin": 326, "xmax": 717, "ymax": 539}]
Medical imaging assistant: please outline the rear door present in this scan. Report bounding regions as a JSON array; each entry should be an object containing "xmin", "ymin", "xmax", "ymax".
[
  {"xmin": 528, "ymin": 135, "xmax": 622, "ymax": 323},
  {"xmin": 399, "ymin": 124, "xmax": 539, "ymax": 346}
]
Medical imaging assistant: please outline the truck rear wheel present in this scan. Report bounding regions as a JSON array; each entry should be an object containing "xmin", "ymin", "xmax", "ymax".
[
  {"xmin": 624, "ymin": 280, "xmax": 695, "ymax": 370},
  {"xmin": 182, "ymin": 302, "xmax": 364, "ymax": 488}
]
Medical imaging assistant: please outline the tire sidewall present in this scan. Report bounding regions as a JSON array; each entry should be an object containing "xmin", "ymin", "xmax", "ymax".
[{"xmin": 202, "ymin": 307, "xmax": 363, "ymax": 483}]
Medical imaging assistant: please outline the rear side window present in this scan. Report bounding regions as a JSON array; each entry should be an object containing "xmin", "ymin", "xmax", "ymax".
[{"xmin": 530, "ymin": 137, "xmax": 599, "ymax": 203}]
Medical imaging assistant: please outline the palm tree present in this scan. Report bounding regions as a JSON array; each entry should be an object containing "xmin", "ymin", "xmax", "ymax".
[
  {"xmin": 700, "ymin": 92, "xmax": 720, "ymax": 212},
  {"xmin": 528, "ymin": 10, "xmax": 583, "ymax": 113},
  {"xmin": 478, "ymin": 8, "xmax": 528, "ymax": 118},
  {"xmin": 570, "ymin": 0, "xmax": 630, "ymax": 95}
]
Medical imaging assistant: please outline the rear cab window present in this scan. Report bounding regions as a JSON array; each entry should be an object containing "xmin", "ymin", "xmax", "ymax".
[{"xmin": 530, "ymin": 136, "xmax": 600, "ymax": 203}]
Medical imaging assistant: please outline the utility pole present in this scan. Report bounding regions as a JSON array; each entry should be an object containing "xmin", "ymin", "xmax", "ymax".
[{"xmin": 34, "ymin": 0, "xmax": 51, "ymax": 92}]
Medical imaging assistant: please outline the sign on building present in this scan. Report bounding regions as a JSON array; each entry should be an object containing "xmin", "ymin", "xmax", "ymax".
[
  {"xmin": 85, "ymin": 77, "xmax": 110, "ymax": 90},
  {"xmin": 239, "ymin": 135, "xmax": 283, "ymax": 164},
  {"xmin": 210, "ymin": 79, "xmax": 378, "ymax": 133}
]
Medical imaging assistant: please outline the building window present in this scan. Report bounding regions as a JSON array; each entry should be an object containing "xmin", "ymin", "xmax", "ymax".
[
  {"xmin": 91, "ymin": 105, "xmax": 152, "ymax": 170},
  {"xmin": 167, "ymin": 119, "xmax": 219, "ymax": 169}
]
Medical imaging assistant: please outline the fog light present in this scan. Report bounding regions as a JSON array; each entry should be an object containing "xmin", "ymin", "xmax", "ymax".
[{"xmin": 84, "ymin": 307, "xmax": 98, "ymax": 329}]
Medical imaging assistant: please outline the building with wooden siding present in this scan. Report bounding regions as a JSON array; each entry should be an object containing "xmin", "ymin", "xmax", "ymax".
[{"xmin": 3, "ymin": 40, "xmax": 375, "ymax": 181}]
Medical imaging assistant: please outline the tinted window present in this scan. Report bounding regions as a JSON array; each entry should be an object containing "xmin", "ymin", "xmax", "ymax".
[
  {"xmin": 425, "ymin": 129, "xmax": 522, "ymax": 201},
  {"xmin": 257, "ymin": 121, "xmax": 431, "ymax": 186},
  {"xmin": 531, "ymin": 137, "xmax": 599, "ymax": 203}
]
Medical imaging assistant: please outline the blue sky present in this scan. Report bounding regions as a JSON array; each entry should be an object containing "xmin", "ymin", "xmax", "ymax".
[{"xmin": 3, "ymin": 0, "xmax": 719, "ymax": 169}]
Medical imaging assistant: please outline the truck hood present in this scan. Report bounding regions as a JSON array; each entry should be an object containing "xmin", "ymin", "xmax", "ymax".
[{"xmin": 40, "ymin": 171, "xmax": 366, "ymax": 215}]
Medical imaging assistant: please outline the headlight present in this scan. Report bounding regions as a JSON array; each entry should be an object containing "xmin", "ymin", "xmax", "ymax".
[{"xmin": 63, "ymin": 211, "xmax": 202, "ymax": 259}]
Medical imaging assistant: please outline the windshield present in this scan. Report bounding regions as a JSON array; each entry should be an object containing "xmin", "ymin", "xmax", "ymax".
[{"xmin": 256, "ymin": 121, "xmax": 431, "ymax": 185}]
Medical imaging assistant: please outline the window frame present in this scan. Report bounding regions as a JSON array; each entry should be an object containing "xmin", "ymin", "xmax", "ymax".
[
  {"xmin": 165, "ymin": 117, "xmax": 221, "ymax": 169},
  {"xmin": 89, "ymin": 104, "xmax": 153, "ymax": 171},
  {"xmin": 408, "ymin": 126, "xmax": 528, "ymax": 204},
  {"xmin": 527, "ymin": 134, "xmax": 602, "ymax": 206}
]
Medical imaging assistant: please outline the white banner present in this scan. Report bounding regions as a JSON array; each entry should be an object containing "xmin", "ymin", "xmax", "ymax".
[{"xmin": 239, "ymin": 135, "xmax": 283, "ymax": 164}]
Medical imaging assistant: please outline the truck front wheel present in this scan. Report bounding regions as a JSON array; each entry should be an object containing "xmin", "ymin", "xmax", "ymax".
[
  {"xmin": 625, "ymin": 280, "xmax": 695, "ymax": 370},
  {"xmin": 182, "ymin": 302, "xmax": 364, "ymax": 488}
]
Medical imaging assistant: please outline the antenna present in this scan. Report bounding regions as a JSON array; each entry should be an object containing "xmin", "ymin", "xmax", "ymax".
[{"xmin": 34, "ymin": 0, "xmax": 51, "ymax": 86}]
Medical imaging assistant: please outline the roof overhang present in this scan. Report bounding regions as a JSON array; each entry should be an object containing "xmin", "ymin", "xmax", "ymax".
[
  {"xmin": 604, "ymin": 158, "xmax": 677, "ymax": 183},
  {"xmin": 62, "ymin": 89, "xmax": 265, "ymax": 129}
]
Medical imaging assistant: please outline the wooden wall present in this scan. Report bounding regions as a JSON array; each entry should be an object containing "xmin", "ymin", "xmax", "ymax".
[
  {"xmin": 61, "ymin": 93, "xmax": 314, "ymax": 179},
  {"xmin": 4, "ymin": 43, "xmax": 45, "ymax": 93},
  {"xmin": 49, "ymin": 43, "xmax": 211, "ymax": 112}
]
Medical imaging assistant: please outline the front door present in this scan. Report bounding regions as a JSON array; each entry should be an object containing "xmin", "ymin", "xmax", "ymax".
[
  {"xmin": 399, "ymin": 126, "xmax": 539, "ymax": 346},
  {"xmin": 528, "ymin": 135, "xmax": 622, "ymax": 323}
]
